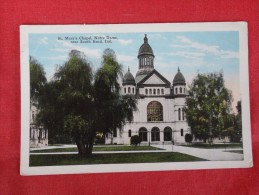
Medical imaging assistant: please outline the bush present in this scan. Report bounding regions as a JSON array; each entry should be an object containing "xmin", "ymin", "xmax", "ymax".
[
  {"xmin": 130, "ymin": 135, "xmax": 141, "ymax": 146},
  {"xmin": 185, "ymin": 133, "xmax": 193, "ymax": 144}
]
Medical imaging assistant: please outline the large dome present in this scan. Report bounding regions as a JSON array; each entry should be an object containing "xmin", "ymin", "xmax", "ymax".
[
  {"xmin": 138, "ymin": 34, "xmax": 154, "ymax": 57},
  {"xmin": 173, "ymin": 67, "xmax": 186, "ymax": 85},
  {"xmin": 123, "ymin": 68, "xmax": 136, "ymax": 85}
]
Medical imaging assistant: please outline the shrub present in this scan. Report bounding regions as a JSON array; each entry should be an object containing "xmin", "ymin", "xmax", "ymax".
[
  {"xmin": 130, "ymin": 135, "xmax": 141, "ymax": 146},
  {"xmin": 185, "ymin": 133, "xmax": 193, "ymax": 144}
]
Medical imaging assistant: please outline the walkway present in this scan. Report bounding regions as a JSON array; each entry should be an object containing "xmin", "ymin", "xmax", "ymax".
[{"xmin": 153, "ymin": 144, "xmax": 244, "ymax": 161}]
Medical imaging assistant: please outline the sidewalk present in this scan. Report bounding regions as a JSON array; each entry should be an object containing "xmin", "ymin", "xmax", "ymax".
[{"xmin": 153, "ymin": 144, "xmax": 244, "ymax": 161}]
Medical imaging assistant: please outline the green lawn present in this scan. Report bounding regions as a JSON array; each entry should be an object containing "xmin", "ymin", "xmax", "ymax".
[
  {"xmin": 30, "ymin": 146, "xmax": 163, "ymax": 153},
  {"xmin": 181, "ymin": 143, "xmax": 242, "ymax": 149},
  {"xmin": 29, "ymin": 152, "xmax": 206, "ymax": 166}
]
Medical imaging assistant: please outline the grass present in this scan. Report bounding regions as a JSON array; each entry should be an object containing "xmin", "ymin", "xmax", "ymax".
[
  {"xmin": 30, "ymin": 146, "xmax": 163, "ymax": 153},
  {"xmin": 181, "ymin": 143, "xmax": 243, "ymax": 149},
  {"xmin": 29, "ymin": 152, "xmax": 206, "ymax": 166}
]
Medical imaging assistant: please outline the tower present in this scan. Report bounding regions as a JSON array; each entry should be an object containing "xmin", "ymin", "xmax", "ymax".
[
  {"xmin": 135, "ymin": 34, "xmax": 155, "ymax": 83},
  {"xmin": 122, "ymin": 67, "xmax": 136, "ymax": 95}
]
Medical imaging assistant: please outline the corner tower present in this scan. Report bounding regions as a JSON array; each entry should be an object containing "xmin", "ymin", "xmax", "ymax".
[{"xmin": 135, "ymin": 34, "xmax": 155, "ymax": 83}]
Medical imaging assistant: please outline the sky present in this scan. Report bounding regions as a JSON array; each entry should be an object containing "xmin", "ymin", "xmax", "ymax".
[{"xmin": 29, "ymin": 31, "xmax": 240, "ymax": 112}]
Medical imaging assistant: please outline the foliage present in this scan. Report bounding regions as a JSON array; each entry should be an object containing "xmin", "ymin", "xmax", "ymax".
[
  {"xmin": 37, "ymin": 49, "xmax": 137, "ymax": 156},
  {"xmin": 229, "ymin": 101, "xmax": 242, "ymax": 142},
  {"xmin": 184, "ymin": 72, "xmax": 233, "ymax": 143},
  {"xmin": 30, "ymin": 56, "xmax": 46, "ymax": 101},
  {"xmin": 130, "ymin": 135, "xmax": 142, "ymax": 146},
  {"xmin": 185, "ymin": 133, "xmax": 193, "ymax": 144}
]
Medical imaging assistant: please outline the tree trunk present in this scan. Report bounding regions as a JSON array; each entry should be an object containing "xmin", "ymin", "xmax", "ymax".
[{"xmin": 76, "ymin": 139, "xmax": 87, "ymax": 155}]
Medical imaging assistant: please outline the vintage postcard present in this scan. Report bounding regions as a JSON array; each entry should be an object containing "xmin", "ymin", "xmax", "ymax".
[{"xmin": 20, "ymin": 22, "xmax": 252, "ymax": 175}]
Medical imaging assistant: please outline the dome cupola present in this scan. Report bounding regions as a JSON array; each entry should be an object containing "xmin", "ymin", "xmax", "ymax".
[
  {"xmin": 173, "ymin": 67, "xmax": 186, "ymax": 85},
  {"xmin": 123, "ymin": 68, "xmax": 136, "ymax": 86}
]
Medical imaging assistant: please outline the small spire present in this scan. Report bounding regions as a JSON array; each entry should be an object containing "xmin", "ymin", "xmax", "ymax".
[
  {"xmin": 144, "ymin": 34, "xmax": 148, "ymax": 43},
  {"xmin": 128, "ymin": 66, "xmax": 130, "ymax": 72},
  {"xmin": 178, "ymin": 67, "xmax": 180, "ymax": 72}
]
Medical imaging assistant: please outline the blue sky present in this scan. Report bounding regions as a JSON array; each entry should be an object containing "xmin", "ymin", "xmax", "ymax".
[{"xmin": 29, "ymin": 31, "xmax": 240, "ymax": 111}]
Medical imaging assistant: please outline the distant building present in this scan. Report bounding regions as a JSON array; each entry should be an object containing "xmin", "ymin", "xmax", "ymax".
[
  {"xmin": 105, "ymin": 35, "xmax": 190, "ymax": 145},
  {"xmin": 30, "ymin": 101, "xmax": 48, "ymax": 148}
]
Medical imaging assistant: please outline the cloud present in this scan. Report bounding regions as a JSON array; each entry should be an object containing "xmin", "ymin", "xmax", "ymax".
[
  {"xmin": 41, "ymin": 55, "xmax": 68, "ymax": 61},
  {"xmin": 165, "ymin": 51, "xmax": 205, "ymax": 59},
  {"xmin": 56, "ymin": 40, "xmax": 102, "ymax": 59},
  {"xmin": 117, "ymin": 39, "xmax": 133, "ymax": 46},
  {"xmin": 171, "ymin": 36, "xmax": 239, "ymax": 59},
  {"xmin": 39, "ymin": 37, "xmax": 48, "ymax": 45},
  {"xmin": 117, "ymin": 54, "xmax": 135, "ymax": 63}
]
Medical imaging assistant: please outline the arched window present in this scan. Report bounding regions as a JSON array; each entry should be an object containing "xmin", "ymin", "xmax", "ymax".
[
  {"xmin": 178, "ymin": 108, "xmax": 181, "ymax": 120},
  {"xmin": 157, "ymin": 89, "xmax": 160, "ymax": 95},
  {"xmin": 128, "ymin": 87, "xmax": 131, "ymax": 93},
  {"xmin": 139, "ymin": 127, "xmax": 147, "ymax": 141},
  {"xmin": 161, "ymin": 89, "xmax": 164, "ymax": 94},
  {"xmin": 145, "ymin": 89, "xmax": 148, "ymax": 95},
  {"xmin": 151, "ymin": 127, "xmax": 160, "ymax": 141},
  {"xmin": 153, "ymin": 89, "xmax": 156, "ymax": 95},
  {"xmin": 175, "ymin": 88, "xmax": 178, "ymax": 94},
  {"xmin": 124, "ymin": 88, "xmax": 126, "ymax": 94},
  {"xmin": 128, "ymin": 130, "xmax": 132, "ymax": 137},
  {"xmin": 184, "ymin": 88, "xmax": 186, "ymax": 94},
  {"xmin": 149, "ymin": 89, "xmax": 152, "ymax": 95},
  {"xmin": 182, "ymin": 109, "xmax": 185, "ymax": 120},
  {"xmin": 180, "ymin": 87, "xmax": 182, "ymax": 93},
  {"xmin": 181, "ymin": 129, "xmax": 184, "ymax": 136},
  {"xmin": 147, "ymin": 101, "xmax": 163, "ymax": 121},
  {"xmin": 164, "ymin": 127, "xmax": 172, "ymax": 141},
  {"xmin": 132, "ymin": 88, "xmax": 134, "ymax": 94}
]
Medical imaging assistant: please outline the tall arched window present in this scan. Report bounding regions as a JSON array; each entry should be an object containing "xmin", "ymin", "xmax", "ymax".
[
  {"xmin": 124, "ymin": 88, "xmax": 126, "ymax": 94},
  {"xmin": 147, "ymin": 101, "xmax": 163, "ymax": 121},
  {"xmin": 182, "ymin": 109, "xmax": 185, "ymax": 120},
  {"xmin": 161, "ymin": 89, "xmax": 164, "ymax": 94},
  {"xmin": 175, "ymin": 88, "xmax": 178, "ymax": 94},
  {"xmin": 180, "ymin": 87, "xmax": 182, "ymax": 93},
  {"xmin": 151, "ymin": 127, "xmax": 160, "ymax": 141},
  {"xmin": 157, "ymin": 89, "xmax": 160, "ymax": 95},
  {"xmin": 128, "ymin": 130, "xmax": 132, "ymax": 137},
  {"xmin": 164, "ymin": 127, "xmax": 172, "ymax": 141},
  {"xmin": 139, "ymin": 127, "xmax": 147, "ymax": 141},
  {"xmin": 181, "ymin": 129, "xmax": 184, "ymax": 136},
  {"xmin": 128, "ymin": 87, "xmax": 131, "ymax": 93},
  {"xmin": 149, "ymin": 89, "xmax": 152, "ymax": 95},
  {"xmin": 145, "ymin": 89, "xmax": 148, "ymax": 94},
  {"xmin": 153, "ymin": 89, "xmax": 156, "ymax": 95},
  {"xmin": 178, "ymin": 108, "xmax": 181, "ymax": 120},
  {"xmin": 132, "ymin": 88, "xmax": 134, "ymax": 94}
]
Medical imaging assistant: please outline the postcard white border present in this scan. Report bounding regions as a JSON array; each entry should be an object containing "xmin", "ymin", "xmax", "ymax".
[{"xmin": 20, "ymin": 22, "xmax": 252, "ymax": 175}]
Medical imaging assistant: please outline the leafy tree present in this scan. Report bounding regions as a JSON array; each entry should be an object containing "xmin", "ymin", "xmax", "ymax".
[
  {"xmin": 185, "ymin": 133, "xmax": 193, "ymax": 144},
  {"xmin": 30, "ymin": 56, "xmax": 46, "ymax": 101},
  {"xmin": 130, "ymin": 135, "xmax": 141, "ymax": 146},
  {"xmin": 184, "ymin": 72, "xmax": 232, "ymax": 143},
  {"xmin": 37, "ymin": 49, "xmax": 137, "ymax": 156},
  {"xmin": 229, "ymin": 101, "xmax": 242, "ymax": 142}
]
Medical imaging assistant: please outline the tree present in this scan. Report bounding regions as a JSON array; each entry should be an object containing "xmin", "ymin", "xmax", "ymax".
[
  {"xmin": 37, "ymin": 49, "xmax": 137, "ymax": 156},
  {"xmin": 184, "ymin": 72, "xmax": 233, "ymax": 143},
  {"xmin": 229, "ymin": 101, "xmax": 242, "ymax": 142},
  {"xmin": 130, "ymin": 135, "xmax": 141, "ymax": 146},
  {"xmin": 185, "ymin": 133, "xmax": 193, "ymax": 144},
  {"xmin": 30, "ymin": 56, "xmax": 46, "ymax": 101}
]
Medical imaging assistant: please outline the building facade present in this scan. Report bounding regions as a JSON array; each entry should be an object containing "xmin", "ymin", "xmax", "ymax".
[
  {"xmin": 30, "ymin": 102, "xmax": 48, "ymax": 148},
  {"xmin": 105, "ymin": 35, "xmax": 190, "ymax": 145}
]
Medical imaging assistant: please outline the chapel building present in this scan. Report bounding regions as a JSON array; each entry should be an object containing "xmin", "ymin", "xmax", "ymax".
[{"xmin": 105, "ymin": 35, "xmax": 190, "ymax": 145}]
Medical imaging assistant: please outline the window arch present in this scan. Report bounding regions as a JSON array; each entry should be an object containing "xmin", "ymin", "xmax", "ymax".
[
  {"xmin": 181, "ymin": 129, "xmax": 184, "ymax": 136},
  {"xmin": 139, "ymin": 127, "xmax": 147, "ymax": 141},
  {"xmin": 145, "ymin": 89, "xmax": 148, "ymax": 94},
  {"xmin": 164, "ymin": 127, "xmax": 172, "ymax": 141},
  {"xmin": 175, "ymin": 88, "xmax": 178, "ymax": 94},
  {"xmin": 157, "ymin": 89, "xmax": 160, "ymax": 95},
  {"xmin": 180, "ymin": 87, "xmax": 182, "ymax": 93},
  {"xmin": 153, "ymin": 89, "xmax": 156, "ymax": 95},
  {"xmin": 161, "ymin": 89, "xmax": 164, "ymax": 94},
  {"xmin": 149, "ymin": 89, "xmax": 152, "ymax": 95},
  {"xmin": 178, "ymin": 108, "xmax": 181, "ymax": 120},
  {"xmin": 124, "ymin": 88, "xmax": 126, "ymax": 94},
  {"xmin": 182, "ymin": 109, "xmax": 185, "ymax": 120},
  {"xmin": 128, "ymin": 130, "xmax": 132, "ymax": 137},
  {"xmin": 132, "ymin": 88, "xmax": 134, "ymax": 94},
  {"xmin": 151, "ymin": 127, "xmax": 160, "ymax": 141},
  {"xmin": 128, "ymin": 87, "xmax": 131, "ymax": 93},
  {"xmin": 147, "ymin": 101, "xmax": 163, "ymax": 121}
]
